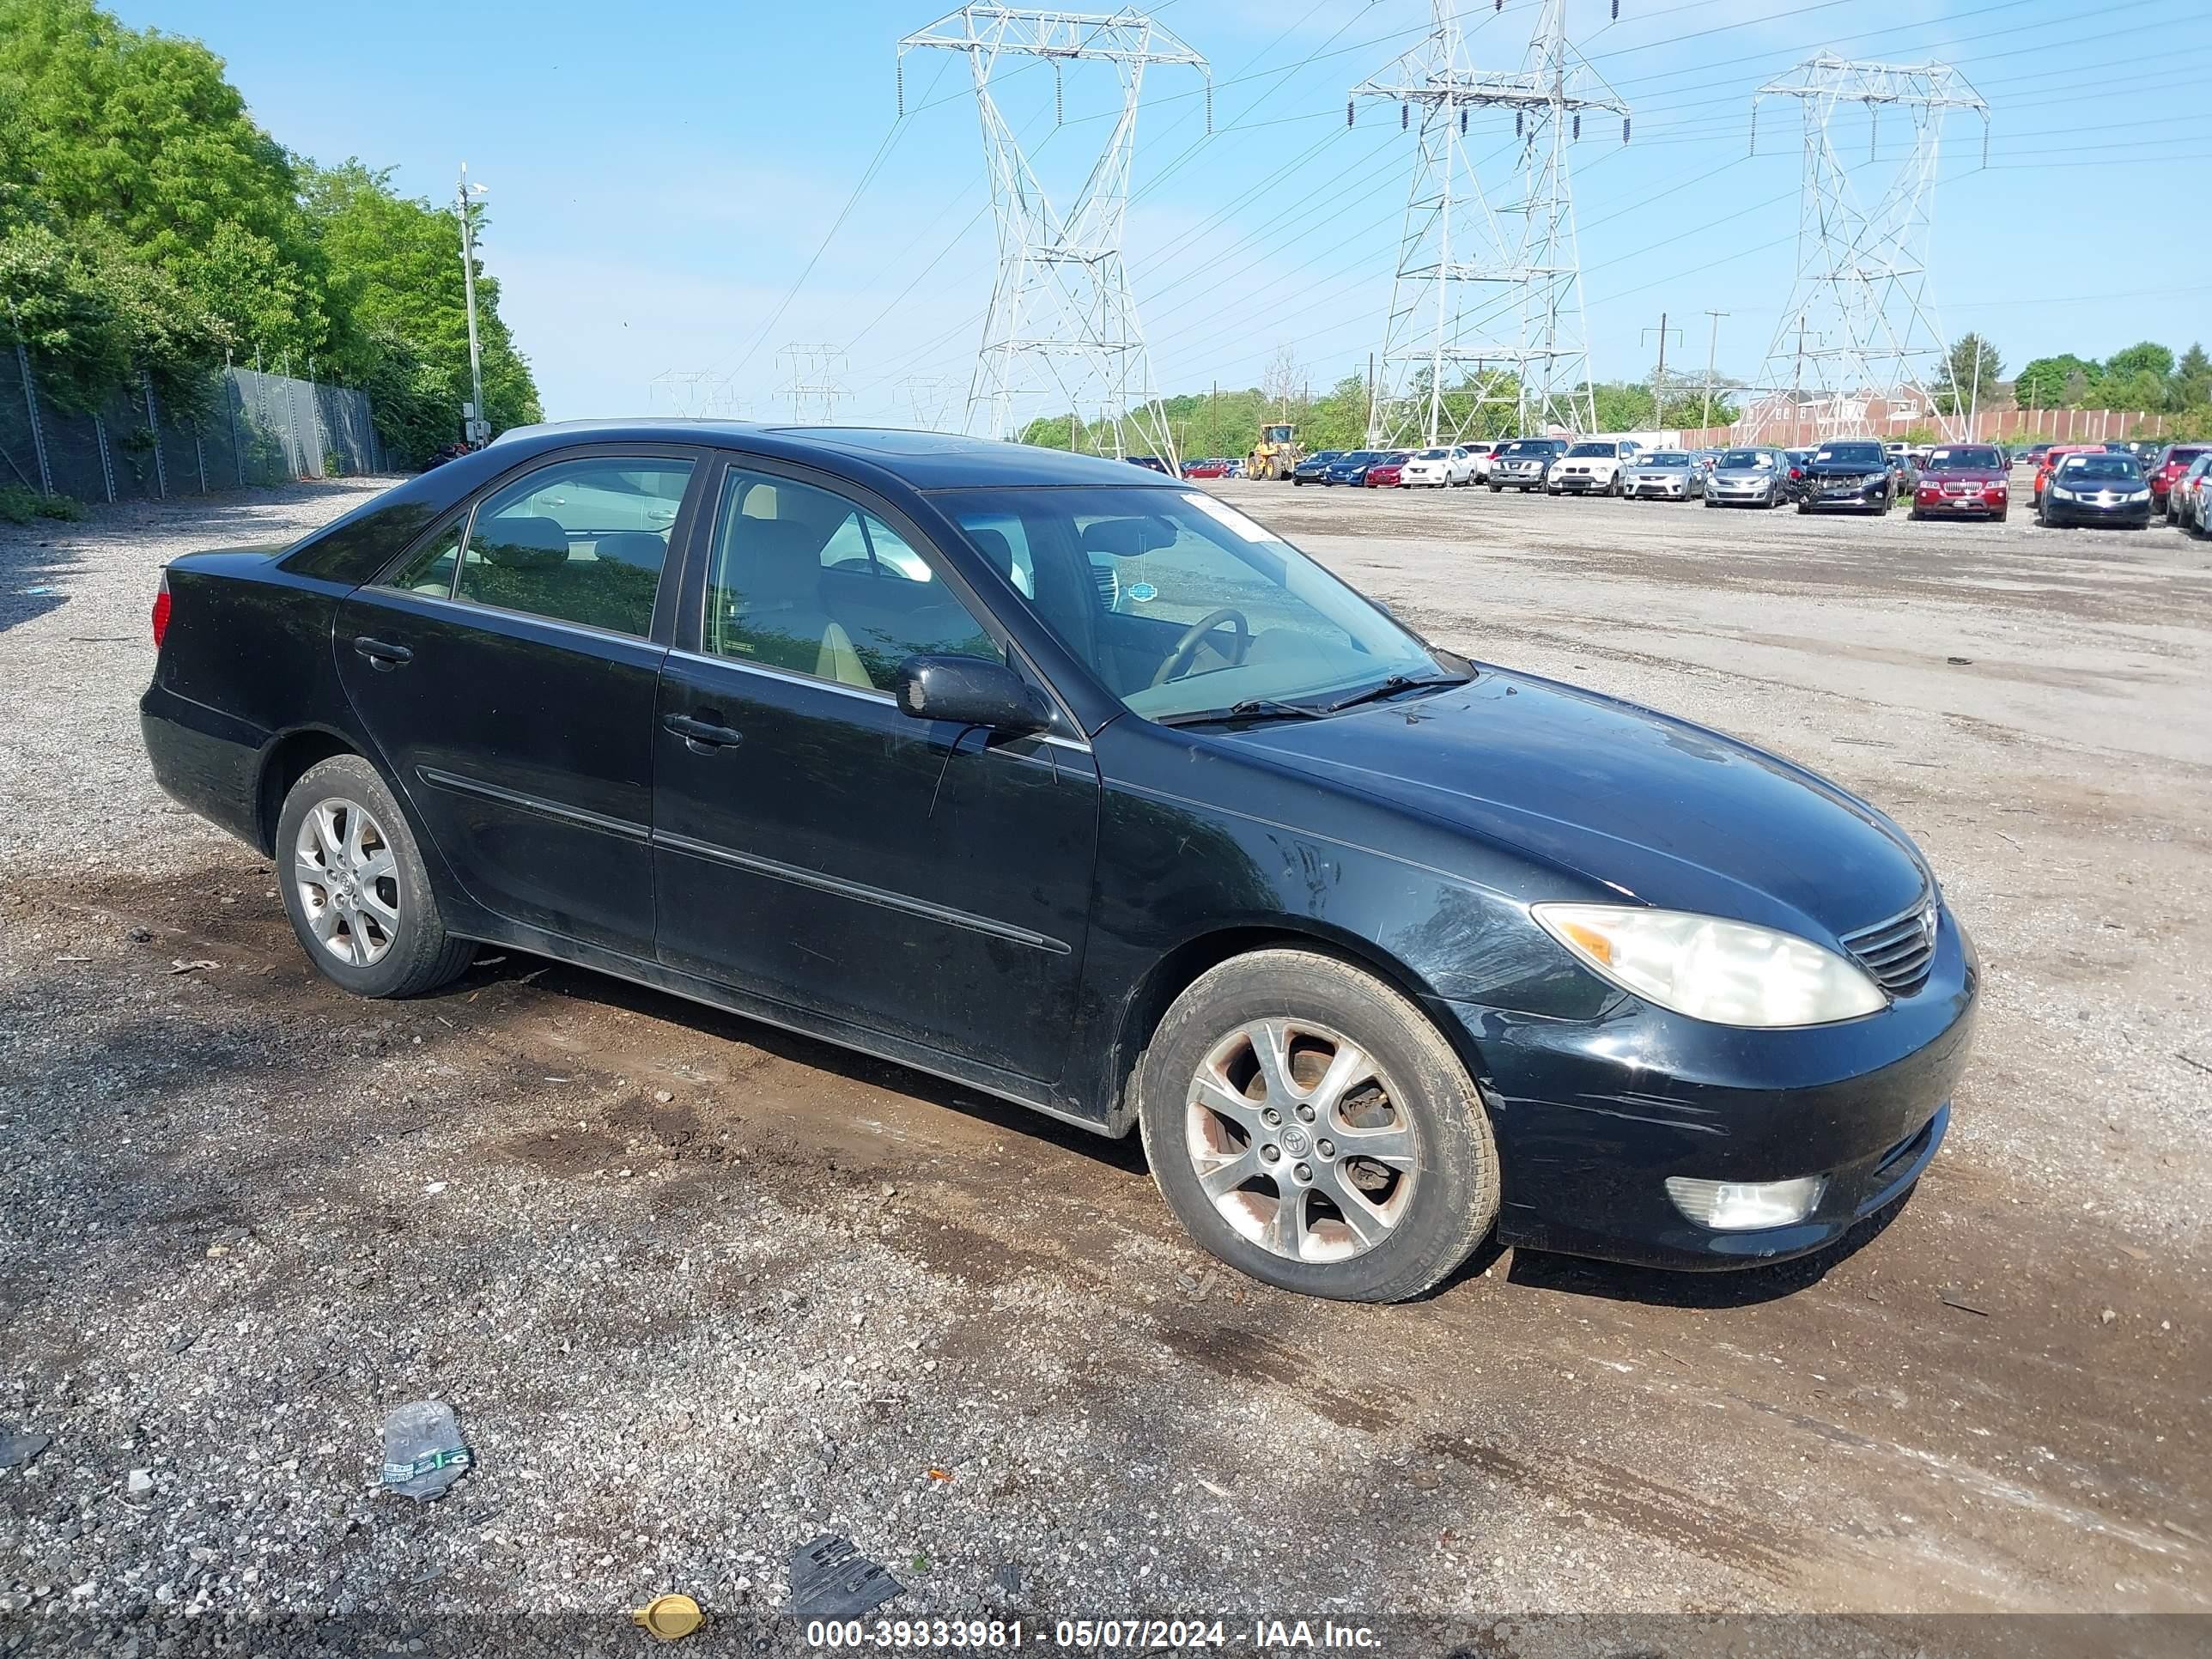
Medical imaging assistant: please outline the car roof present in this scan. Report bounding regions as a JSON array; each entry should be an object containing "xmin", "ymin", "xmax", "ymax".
[{"xmin": 486, "ymin": 419, "xmax": 1183, "ymax": 491}]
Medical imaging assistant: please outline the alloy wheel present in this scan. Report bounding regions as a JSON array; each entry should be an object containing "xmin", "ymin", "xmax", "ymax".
[
  {"xmin": 293, "ymin": 796, "xmax": 401, "ymax": 968},
  {"xmin": 1184, "ymin": 1018, "xmax": 1419, "ymax": 1263}
]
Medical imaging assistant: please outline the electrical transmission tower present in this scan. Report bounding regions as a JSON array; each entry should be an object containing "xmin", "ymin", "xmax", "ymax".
[
  {"xmin": 649, "ymin": 369, "xmax": 738, "ymax": 418},
  {"xmin": 1746, "ymin": 55, "xmax": 1988, "ymax": 445},
  {"xmin": 777, "ymin": 344, "xmax": 848, "ymax": 423},
  {"xmin": 898, "ymin": 374, "xmax": 961, "ymax": 431},
  {"xmin": 1353, "ymin": 0, "xmax": 1626, "ymax": 447},
  {"xmin": 897, "ymin": 6, "xmax": 1208, "ymax": 464}
]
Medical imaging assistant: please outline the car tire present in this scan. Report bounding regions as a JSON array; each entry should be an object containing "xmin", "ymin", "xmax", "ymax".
[
  {"xmin": 1136, "ymin": 948, "xmax": 1501, "ymax": 1304},
  {"xmin": 276, "ymin": 755, "xmax": 475, "ymax": 1000}
]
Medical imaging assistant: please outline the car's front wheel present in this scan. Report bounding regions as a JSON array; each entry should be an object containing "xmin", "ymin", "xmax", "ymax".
[
  {"xmin": 1137, "ymin": 949, "xmax": 1500, "ymax": 1303},
  {"xmin": 276, "ymin": 755, "xmax": 475, "ymax": 999}
]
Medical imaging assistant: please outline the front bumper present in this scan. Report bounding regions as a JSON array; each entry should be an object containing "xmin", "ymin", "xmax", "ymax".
[
  {"xmin": 1802, "ymin": 479, "xmax": 1890, "ymax": 511},
  {"xmin": 2045, "ymin": 495, "xmax": 2153, "ymax": 526},
  {"xmin": 1554, "ymin": 472, "xmax": 1613, "ymax": 493},
  {"xmin": 1915, "ymin": 489, "xmax": 2007, "ymax": 517},
  {"xmin": 1627, "ymin": 477, "xmax": 1689, "ymax": 497},
  {"xmin": 1438, "ymin": 902, "xmax": 1978, "ymax": 1271}
]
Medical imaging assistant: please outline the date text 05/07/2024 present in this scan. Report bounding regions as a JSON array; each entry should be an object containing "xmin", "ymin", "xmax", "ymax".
[{"xmin": 804, "ymin": 1618, "xmax": 1382, "ymax": 1650}]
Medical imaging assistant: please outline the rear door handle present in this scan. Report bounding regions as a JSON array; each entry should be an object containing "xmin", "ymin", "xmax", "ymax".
[
  {"xmin": 354, "ymin": 636, "xmax": 413, "ymax": 669},
  {"xmin": 663, "ymin": 712, "xmax": 742, "ymax": 750}
]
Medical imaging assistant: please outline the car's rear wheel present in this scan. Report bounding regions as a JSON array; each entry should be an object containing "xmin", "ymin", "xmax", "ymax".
[
  {"xmin": 1137, "ymin": 950, "xmax": 1500, "ymax": 1303},
  {"xmin": 276, "ymin": 755, "xmax": 474, "ymax": 999}
]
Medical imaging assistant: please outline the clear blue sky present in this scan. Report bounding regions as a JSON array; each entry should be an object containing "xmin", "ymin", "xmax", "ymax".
[{"xmin": 119, "ymin": 0, "xmax": 2212, "ymax": 423}]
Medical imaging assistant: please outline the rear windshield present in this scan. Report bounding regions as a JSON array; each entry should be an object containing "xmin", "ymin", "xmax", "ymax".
[
  {"xmin": 1814, "ymin": 443, "xmax": 1884, "ymax": 465},
  {"xmin": 2166, "ymin": 447, "xmax": 2207, "ymax": 465},
  {"xmin": 2058, "ymin": 455, "xmax": 2142, "ymax": 481},
  {"xmin": 1927, "ymin": 447, "xmax": 2002, "ymax": 470}
]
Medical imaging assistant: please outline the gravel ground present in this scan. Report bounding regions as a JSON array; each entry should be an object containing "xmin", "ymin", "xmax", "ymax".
[{"xmin": 1, "ymin": 475, "xmax": 2207, "ymax": 1655}]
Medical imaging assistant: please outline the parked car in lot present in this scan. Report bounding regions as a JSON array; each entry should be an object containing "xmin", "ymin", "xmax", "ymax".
[
  {"xmin": 1796, "ymin": 440, "xmax": 1898, "ymax": 514},
  {"xmin": 1321, "ymin": 450, "xmax": 1393, "ymax": 486},
  {"xmin": 1908, "ymin": 443, "xmax": 2010, "ymax": 522},
  {"xmin": 2036, "ymin": 450, "xmax": 2153, "ymax": 528},
  {"xmin": 1549, "ymin": 439, "xmax": 1641, "ymax": 496},
  {"xmin": 1364, "ymin": 453, "xmax": 1413, "ymax": 488},
  {"xmin": 1464, "ymin": 440, "xmax": 1503, "ymax": 482},
  {"xmin": 2169, "ymin": 454, "xmax": 2212, "ymax": 532},
  {"xmin": 2031, "ymin": 444, "xmax": 2106, "ymax": 509},
  {"xmin": 1127, "ymin": 455, "xmax": 1172, "ymax": 475},
  {"xmin": 1182, "ymin": 457, "xmax": 1232, "ymax": 480},
  {"xmin": 1488, "ymin": 437, "xmax": 1566, "ymax": 492},
  {"xmin": 140, "ymin": 421, "xmax": 1976, "ymax": 1302},
  {"xmin": 2146, "ymin": 444, "xmax": 2209, "ymax": 514},
  {"xmin": 1704, "ymin": 446, "xmax": 1791, "ymax": 508},
  {"xmin": 1400, "ymin": 446, "xmax": 1474, "ymax": 488},
  {"xmin": 1291, "ymin": 450, "xmax": 1344, "ymax": 485},
  {"xmin": 1624, "ymin": 451, "xmax": 1698, "ymax": 500}
]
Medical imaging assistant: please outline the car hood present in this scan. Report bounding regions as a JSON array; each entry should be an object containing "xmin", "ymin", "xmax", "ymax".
[{"xmin": 1229, "ymin": 671, "xmax": 1929, "ymax": 940}]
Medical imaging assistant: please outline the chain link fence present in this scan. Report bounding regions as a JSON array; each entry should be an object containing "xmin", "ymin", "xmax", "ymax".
[{"xmin": 0, "ymin": 356, "xmax": 387, "ymax": 506}]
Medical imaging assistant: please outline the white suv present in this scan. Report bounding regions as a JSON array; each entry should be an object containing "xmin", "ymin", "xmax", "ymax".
[{"xmin": 1549, "ymin": 440, "xmax": 1642, "ymax": 496}]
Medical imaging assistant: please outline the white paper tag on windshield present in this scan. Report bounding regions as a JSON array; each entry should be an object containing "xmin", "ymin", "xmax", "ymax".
[{"xmin": 1181, "ymin": 491, "xmax": 1274, "ymax": 544}]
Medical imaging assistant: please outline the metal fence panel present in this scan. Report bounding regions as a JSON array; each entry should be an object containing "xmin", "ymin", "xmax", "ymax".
[{"xmin": 2, "ymin": 360, "xmax": 384, "ymax": 501}]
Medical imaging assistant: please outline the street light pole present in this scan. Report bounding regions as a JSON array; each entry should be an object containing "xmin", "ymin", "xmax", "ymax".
[{"xmin": 455, "ymin": 162, "xmax": 489, "ymax": 443}]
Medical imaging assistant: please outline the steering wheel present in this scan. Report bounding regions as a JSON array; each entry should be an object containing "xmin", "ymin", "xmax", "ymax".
[{"xmin": 1150, "ymin": 607, "xmax": 1251, "ymax": 688}]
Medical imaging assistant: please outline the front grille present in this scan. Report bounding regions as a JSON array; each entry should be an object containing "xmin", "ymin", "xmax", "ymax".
[{"xmin": 1842, "ymin": 898, "xmax": 1937, "ymax": 996}]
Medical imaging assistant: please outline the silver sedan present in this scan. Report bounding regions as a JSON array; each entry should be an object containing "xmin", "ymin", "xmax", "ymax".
[
  {"xmin": 1704, "ymin": 446, "xmax": 1791, "ymax": 508},
  {"xmin": 1625, "ymin": 451, "xmax": 1698, "ymax": 500}
]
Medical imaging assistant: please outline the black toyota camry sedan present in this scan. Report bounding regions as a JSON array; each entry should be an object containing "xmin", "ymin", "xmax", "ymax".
[
  {"xmin": 141, "ymin": 422, "xmax": 1976, "ymax": 1303},
  {"xmin": 1795, "ymin": 439, "xmax": 1898, "ymax": 514}
]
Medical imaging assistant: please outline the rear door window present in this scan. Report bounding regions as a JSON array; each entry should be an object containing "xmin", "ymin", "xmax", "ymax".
[{"xmin": 453, "ymin": 456, "xmax": 695, "ymax": 636}]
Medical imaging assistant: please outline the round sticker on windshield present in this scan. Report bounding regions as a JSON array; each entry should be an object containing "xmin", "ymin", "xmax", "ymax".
[{"xmin": 1127, "ymin": 581, "xmax": 1158, "ymax": 603}]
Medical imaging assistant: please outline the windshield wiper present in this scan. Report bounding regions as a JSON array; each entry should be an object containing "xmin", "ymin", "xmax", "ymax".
[
  {"xmin": 1155, "ymin": 697, "xmax": 1326, "ymax": 727},
  {"xmin": 1319, "ymin": 673, "xmax": 1468, "ymax": 715}
]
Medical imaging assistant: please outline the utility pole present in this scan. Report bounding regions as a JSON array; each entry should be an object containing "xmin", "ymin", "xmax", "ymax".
[
  {"xmin": 455, "ymin": 163, "xmax": 489, "ymax": 444},
  {"xmin": 1643, "ymin": 313, "xmax": 1681, "ymax": 435},
  {"xmin": 1700, "ymin": 309, "xmax": 1729, "ymax": 435}
]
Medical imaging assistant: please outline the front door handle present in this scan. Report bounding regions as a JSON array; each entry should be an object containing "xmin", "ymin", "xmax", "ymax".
[
  {"xmin": 663, "ymin": 712, "xmax": 743, "ymax": 750},
  {"xmin": 354, "ymin": 636, "xmax": 413, "ymax": 669}
]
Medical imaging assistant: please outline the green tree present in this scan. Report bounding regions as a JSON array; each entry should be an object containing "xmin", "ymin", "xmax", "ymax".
[
  {"xmin": 1937, "ymin": 333, "xmax": 2002, "ymax": 413},
  {"xmin": 2105, "ymin": 341, "xmax": 2173, "ymax": 381},
  {"xmin": 2173, "ymin": 343, "xmax": 2211, "ymax": 410},
  {"xmin": 2013, "ymin": 354, "xmax": 2101, "ymax": 409}
]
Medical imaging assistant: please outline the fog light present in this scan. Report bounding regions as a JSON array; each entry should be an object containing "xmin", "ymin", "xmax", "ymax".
[{"xmin": 1665, "ymin": 1175, "xmax": 1826, "ymax": 1231}]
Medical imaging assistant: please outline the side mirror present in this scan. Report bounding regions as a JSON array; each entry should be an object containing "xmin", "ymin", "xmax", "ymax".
[{"xmin": 894, "ymin": 654, "xmax": 1055, "ymax": 738}]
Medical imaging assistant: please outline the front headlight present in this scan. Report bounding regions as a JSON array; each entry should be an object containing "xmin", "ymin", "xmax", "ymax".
[
  {"xmin": 1532, "ymin": 903, "xmax": 1887, "ymax": 1028},
  {"xmin": 2051, "ymin": 485, "xmax": 2075, "ymax": 501},
  {"xmin": 2125, "ymin": 487, "xmax": 2150, "ymax": 501}
]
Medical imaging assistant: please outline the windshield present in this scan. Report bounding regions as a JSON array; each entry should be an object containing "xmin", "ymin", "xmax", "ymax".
[
  {"xmin": 943, "ymin": 488, "xmax": 1441, "ymax": 722},
  {"xmin": 1337, "ymin": 451, "xmax": 1382, "ymax": 465},
  {"xmin": 1416, "ymin": 448, "xmax": 1449, "ymax": 459},
  {"xmin": 1813, "ymin": 443, "xmax": 1884, "ymax": 466},
  {"xmin": 1927, "ymin": 447, "xmax": 2002, "ymax": 470},
  {"xmin": 1640, "ymin": 453, "xmax": 1690, "ymax": 468},
  {"xmin": 1498, "ymin": 441, "xmax": 1553, "ymax": 457},
  {"xmin": 2058, "ymin": 456, "xmax": 2141, "ymax": 481},
  {"xmin": 1717, "ymin": 449, "xmax": 1773, "ymax": 469},
  {"xmin": 1565, "ymin": 442, "xmax": 1615, "ymax": 458}
]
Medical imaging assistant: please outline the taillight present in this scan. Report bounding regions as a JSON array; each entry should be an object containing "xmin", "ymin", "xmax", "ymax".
[{"xmin": 151, "ymin": 573, "xmax": 171, "ymax": 649}]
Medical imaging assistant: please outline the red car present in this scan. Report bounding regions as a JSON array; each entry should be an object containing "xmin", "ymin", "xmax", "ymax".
[
  {"xmin": 2033, "ymin": 443, "xmax": 2103, "ymax": 507},
  {"xmin": 1364, "ymin": 451, "xmax": 1412, "ymax": 487},
  {"xmin": 1181, "ymin": 456, "xmax": 1231, "ymax": 480},
  {"xmin": 1909, "ymin": 442, "xmax": 2011, "ymax": 522},
  {"xmin": 2146, "ymin": 444, "xmax": 2209, "ymax": 513}
]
